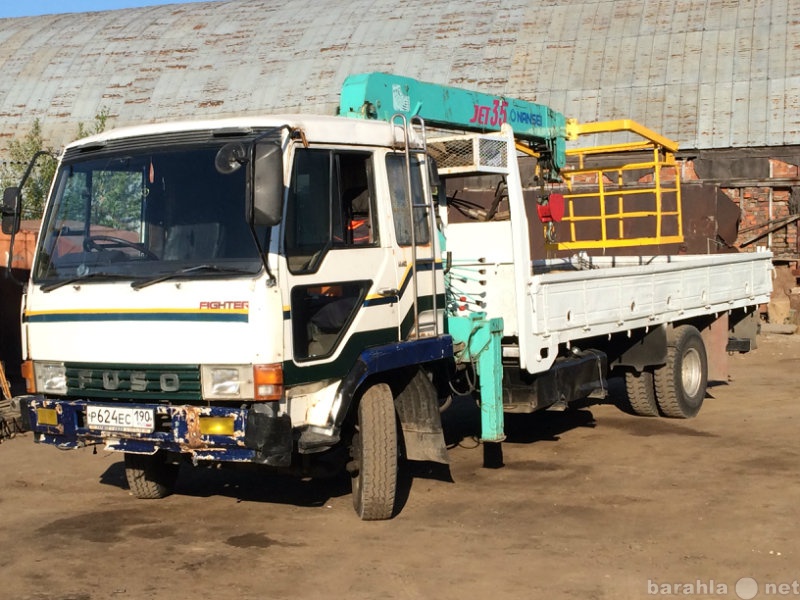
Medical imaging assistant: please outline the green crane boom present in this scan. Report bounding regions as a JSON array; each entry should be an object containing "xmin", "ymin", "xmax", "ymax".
[{"xmin": 339, "ymin": 72, "xmax": 568, "ymax": 174}]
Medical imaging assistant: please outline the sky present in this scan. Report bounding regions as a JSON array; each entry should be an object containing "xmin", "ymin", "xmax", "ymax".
[{"xmin": 0, "ymin": 0, "xmax": 220, "ymax": 18}]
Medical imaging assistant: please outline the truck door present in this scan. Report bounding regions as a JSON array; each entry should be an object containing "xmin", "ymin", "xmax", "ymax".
[
  {"xmin": 283, "ymin": 148, "xmax": 399, "ymax": 370},
  {"xmin": 385, "ymin": 151, "xmax": 439, "ymax": 339}
]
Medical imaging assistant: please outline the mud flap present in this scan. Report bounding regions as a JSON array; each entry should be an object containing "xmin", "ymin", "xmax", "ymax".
[
  {"xmin": 245, "ymin": 403, "xmax": 292, "ymax": 467},
  {"xmin": 393, "ymin": 369, "xmax": 449, "ymax": 464}
]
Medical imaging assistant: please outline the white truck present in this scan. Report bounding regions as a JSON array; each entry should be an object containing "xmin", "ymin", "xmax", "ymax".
[{"xmin": 2, "ymin": 74, "xmax": 772, "ymax": 520}]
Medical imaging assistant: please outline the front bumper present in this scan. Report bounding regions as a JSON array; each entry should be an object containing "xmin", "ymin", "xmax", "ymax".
[{"xmin": 19, "ymin": 395, "xmax": 293, "ymax": 467}]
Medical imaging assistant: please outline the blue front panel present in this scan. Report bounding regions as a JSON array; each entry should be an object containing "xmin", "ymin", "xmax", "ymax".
[{"xmin": 24, "ymin": 397, "xmax": 256, "ymax": 460}]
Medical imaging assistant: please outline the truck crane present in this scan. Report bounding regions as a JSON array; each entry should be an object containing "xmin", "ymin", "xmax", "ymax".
[{"xmin": 2, "ymin": 73, "xmax": 772, "ymax": 520}]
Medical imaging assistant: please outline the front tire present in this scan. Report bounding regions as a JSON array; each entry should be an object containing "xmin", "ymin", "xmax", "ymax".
[
  {"xmin": 124, "ymin": 451, "xmax": 179, "ymax": 499},
  {"xmin": 654, "ymin": 325, "xmax": 708, "ymax": 418},
  {"xmin": 350, "ymin": 383, "xmax": 398, "ymax": 520}
]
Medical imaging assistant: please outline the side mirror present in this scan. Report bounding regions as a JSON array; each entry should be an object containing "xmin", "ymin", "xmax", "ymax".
[
  {"xmin": 1, "ymin": 187, "xmax": 21, "ymax": 235},
  {"xmin": 252, "ymin": 141, "xmax": 284, "ymax": 227}
]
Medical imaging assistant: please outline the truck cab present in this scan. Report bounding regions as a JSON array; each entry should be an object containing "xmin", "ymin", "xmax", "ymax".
[{"xmin": 11, "ymin": 115, "xmax": 450, "ymax": 520}]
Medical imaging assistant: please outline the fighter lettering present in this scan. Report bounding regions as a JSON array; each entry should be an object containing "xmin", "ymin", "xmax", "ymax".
[{"xmin": 199, "ymin": 301, "xmax": 249, "ymax": 310}]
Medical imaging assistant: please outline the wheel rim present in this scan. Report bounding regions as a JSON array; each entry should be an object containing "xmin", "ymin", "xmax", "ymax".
[{"xmin": 682, "ymin": 347, "xmax": 703, "ymax": 397}]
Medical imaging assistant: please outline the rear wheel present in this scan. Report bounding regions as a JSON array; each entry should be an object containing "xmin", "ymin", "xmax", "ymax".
[
  {"xmin": 350, "ymin": 383, "xmax": 398, "ymax": 520},
  {"xmin": 654, "ymin": 325, "xmax": 708, "ymax": 418},
  {"xmin": 624, "ymin": 368, "xmax": 659, "ymax": 416},
  {"xmin": 124, "ymin": 451, "xmax": 179, "ymax": 499}
]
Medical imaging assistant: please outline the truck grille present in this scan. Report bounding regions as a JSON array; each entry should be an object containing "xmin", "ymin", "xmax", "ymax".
[{"xmin": 64, "ymin": 363, "xmax": 202, "ymax": 402}]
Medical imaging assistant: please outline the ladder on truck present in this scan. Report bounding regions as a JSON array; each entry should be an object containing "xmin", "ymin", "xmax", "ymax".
[{"xmin": 389, "ymin": 112, "xmax": 440, "ymax": 339}]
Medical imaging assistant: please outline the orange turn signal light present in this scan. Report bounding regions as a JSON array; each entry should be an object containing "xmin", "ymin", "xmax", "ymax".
[
  {"xmin": 253, "ymin": 364, "xmax": 283, "ymax": 401},
  {"xmin": 21, "ymin": 360, "xmax": 35, "ymax": 393}
]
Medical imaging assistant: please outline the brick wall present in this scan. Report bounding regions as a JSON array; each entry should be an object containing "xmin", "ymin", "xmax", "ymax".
[{"xmin": 681, "ymin": 156, "xmax": 799, "ymax": 259}]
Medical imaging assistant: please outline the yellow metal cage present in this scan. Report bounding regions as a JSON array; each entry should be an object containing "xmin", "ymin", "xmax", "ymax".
[{"xmin": 531, "ymin": 119, "xmax": 683, "ymax": 252}]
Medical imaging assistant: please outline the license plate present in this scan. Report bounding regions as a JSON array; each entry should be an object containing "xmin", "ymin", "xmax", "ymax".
[{"xmin": 86, "ymin": 405, "xmax": 155, "ymax": 434}]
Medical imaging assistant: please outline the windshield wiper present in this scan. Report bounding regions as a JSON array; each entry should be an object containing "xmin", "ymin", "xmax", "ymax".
[
  {"xmin": 131, "ymin": 264, "xmax": 257, "ymax": 290},
  {"xmin": 40, "ymin": 272, "xmax": 139, "ymax": 293}
]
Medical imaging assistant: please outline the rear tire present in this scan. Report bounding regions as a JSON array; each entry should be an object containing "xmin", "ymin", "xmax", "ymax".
[
  {"xmin": 654, "ymin": 325, "xmax": 708, "ymax": 418},
  {"xmin": 624, "ymin": 368, "xmax": 659, "ymax": 416},
  {"xmin": 124, "ymin": 451, "xmax": 179, "ymax": 499},
  {"xmin": 350, "ymin": 383, "xmax": 398, "ymax": 520}
]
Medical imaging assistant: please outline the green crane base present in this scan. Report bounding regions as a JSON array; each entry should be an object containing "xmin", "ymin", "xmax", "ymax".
[{"xmin": 447, "ymin": 312, "xmax": 505, "ymax": 444}]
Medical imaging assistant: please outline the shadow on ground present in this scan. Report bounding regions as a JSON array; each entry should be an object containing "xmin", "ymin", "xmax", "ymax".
[{"xmin": 96, "ymin": 375, "xmax": 709, "ymax": 514}]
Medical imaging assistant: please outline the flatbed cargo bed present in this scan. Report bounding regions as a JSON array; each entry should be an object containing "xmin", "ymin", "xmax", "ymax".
[{"xmin": 445, "ymin": 215, "xmax": 772, "ymax": 375}]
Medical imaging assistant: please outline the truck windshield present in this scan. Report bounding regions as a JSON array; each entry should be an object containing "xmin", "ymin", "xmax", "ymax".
[{"xmin": 33, "ymin": 143, "xmax": 264, "ymax": 284}]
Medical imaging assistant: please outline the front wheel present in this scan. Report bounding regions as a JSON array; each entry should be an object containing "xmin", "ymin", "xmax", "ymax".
[
  {"xmin": 654, "ymin": 325, "xmax": 708, "ymax": 418},
  {"xmin": 124, "ymin": 451, "xmax": 179, "ymax": 499},
  {"xmin": 350, "ymin": 383, "xmax": 398, "ymax": 520}
]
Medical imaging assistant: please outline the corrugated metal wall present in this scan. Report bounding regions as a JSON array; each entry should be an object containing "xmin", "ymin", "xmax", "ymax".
[{"xmin": 0, "ymin": 0, "xmax": 798, "ymax": 152}]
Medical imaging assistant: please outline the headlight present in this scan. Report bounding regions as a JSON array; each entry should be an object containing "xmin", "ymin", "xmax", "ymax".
[
  {"xmin": 34, "ymin": 361, "xmax": 67, "ymax": 395},
  {"xmin": 201, "ymin": 365, "xmax": 254, "ymax": 400}
]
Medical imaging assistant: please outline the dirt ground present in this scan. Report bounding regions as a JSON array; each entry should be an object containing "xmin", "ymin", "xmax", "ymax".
[{"xmin": 1, "ymin": 332, "xmax": 798, "ymax": 600}]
